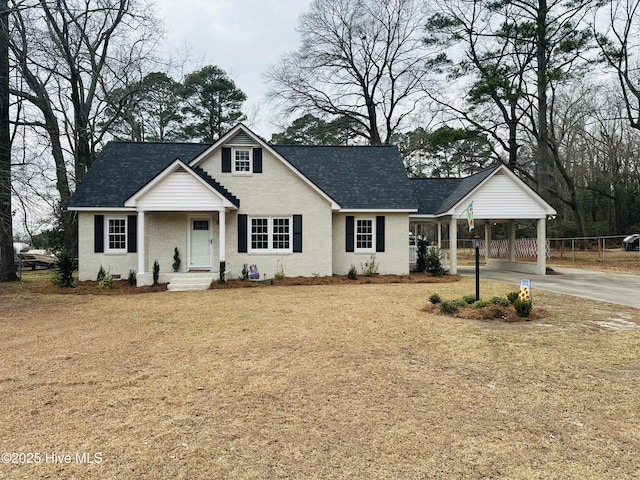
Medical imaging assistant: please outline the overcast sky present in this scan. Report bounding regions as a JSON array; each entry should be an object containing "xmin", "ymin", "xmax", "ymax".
[{"xmin": 154, "ymin": 0, "xmax": 313, "ymax": 137}]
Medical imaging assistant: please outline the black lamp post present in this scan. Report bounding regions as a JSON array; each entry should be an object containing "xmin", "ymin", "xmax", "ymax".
[{"xmin": 473, "ymin": 234, "xmax": 480, "ymax": 301}]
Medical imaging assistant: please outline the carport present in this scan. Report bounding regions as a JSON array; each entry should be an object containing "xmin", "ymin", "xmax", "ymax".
[{"xmin": 410, "ymin": 164, "xmax": 557, "ymax": 275}]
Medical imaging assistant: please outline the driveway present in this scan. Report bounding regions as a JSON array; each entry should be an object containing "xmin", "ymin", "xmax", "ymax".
[{"xmin": 458, "ymin": 266, "xmax": 640, "ymax": 309}]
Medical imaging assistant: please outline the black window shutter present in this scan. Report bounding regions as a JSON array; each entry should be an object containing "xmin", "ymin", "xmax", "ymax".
[
  {"xmin": 222, "ymin": 147, "xmax": 231, "ymax": 172},
  {"xmin": 253, "ymin": 148, "xmax": 263, "ymax": 173},
  {"xmin": 238, "ymin": 214, "xmax": 248, "ymax": 253},
  {"xmin": 345, "ymin": 216, "xmax": 354, "ymax": 252},
  {"xmin": 127, "ymin": 215, "xmax": 137, "ymax": 253},
  {"xmin": 293, "ymin": 215, "xmax": 302, "ymax": 252},
  {"xmin": 376, "ymin": 216, "xmax": 385, "ymax": 252},
  {"xmin": 94, "ymin": 215, "xmax": 104, "ymax": 253}
]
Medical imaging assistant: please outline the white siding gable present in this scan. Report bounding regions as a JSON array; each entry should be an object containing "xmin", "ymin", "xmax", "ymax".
[
  {"xmin": 134, "ymin": 171, "xmax": 225, "ymax": 211},
  {"xmin": 453, "ymin": 171, "xmax": 551, "ymax": 219}
]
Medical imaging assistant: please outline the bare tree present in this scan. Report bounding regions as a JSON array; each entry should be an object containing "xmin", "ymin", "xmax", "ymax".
[
  {"xmin": 8, "ymin": 0, "xmax": 162, "ymax": 251},
  {"xmin": 427, "ymin": 0, "xmax": 594, "ymax": 201},
  {"xmin": 594, "ymin": 0, "xmax": 640, "ymax": 130},
  {"xmin": 266, "ymin": 0, "xmax": 436, "ymax": 145}
]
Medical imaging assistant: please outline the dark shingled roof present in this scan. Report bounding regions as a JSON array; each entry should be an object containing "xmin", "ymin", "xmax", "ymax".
[
  {"xmin": 410, "ymin": 164, "xmax": 500, "ymax": 215},
  {"xmin": 272, "ymin": 144, "xmax": 417, "ymax": 210},
  {"xmin": 191, "ymin": 166, "xmax": 240, "ymax": 207},
  {"xmin": 69, "ymin": 142, "xmax": 213, "ymax": 208},
  {"xmin": 72, "ymin": 140, "xmax": 495, "ymax": 214}
]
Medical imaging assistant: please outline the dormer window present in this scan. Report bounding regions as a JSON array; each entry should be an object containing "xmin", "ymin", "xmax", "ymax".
[{"xmin": 234, "ymin": 148, "xmax": 251, "ymax": 172}]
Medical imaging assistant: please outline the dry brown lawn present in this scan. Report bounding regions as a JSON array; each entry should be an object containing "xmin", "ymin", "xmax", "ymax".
[{"xmin": 0, "ymin": 270, "xmax": 639, "ymax": 479}]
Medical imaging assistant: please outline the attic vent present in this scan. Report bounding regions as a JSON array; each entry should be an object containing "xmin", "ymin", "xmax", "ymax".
[{"xmin": 226, "ymin": 131, "xmax": 257, "ymax": 146}]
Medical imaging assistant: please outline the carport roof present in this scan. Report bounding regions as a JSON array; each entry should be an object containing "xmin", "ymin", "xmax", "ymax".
[{"xmin": 410, "ymin": 164, "xmax": 499, "ymax": 215}]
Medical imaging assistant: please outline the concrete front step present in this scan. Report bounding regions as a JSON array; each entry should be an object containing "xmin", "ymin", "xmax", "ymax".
[{"xmin": 167, "ymin": 273, "xmax": 215, "ymax": 291}]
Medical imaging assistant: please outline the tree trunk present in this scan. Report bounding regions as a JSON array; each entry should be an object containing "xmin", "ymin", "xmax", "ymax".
[
  {"xmin": 536, "ymin": 0, "xmax": 552, "ymax": 201},
  {"xmin": 0, "ymin": 0, "xmax": 17, "ymax": 281}
]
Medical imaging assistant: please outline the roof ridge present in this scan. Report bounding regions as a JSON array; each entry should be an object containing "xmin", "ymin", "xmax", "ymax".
[
  {"xmin": 272, "ymin": 144, "xmax": 397, "ymax": 148},
  {"xmin": 106, "ymin": 140, "xmax": 212, "ymax": 147}
]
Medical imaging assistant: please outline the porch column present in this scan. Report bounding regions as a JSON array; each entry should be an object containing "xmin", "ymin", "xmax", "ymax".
[
  {"xmin": 137, "ymin": 210, "xmax": 145, "ymax": 274},
  {"xmin": 437, "ymin": 221, "xmax": 442, "ymax": 248},
  {"xmin": 218, "ymin": 209, "xmax": 226, "ymax": 263},
  {"xmin": 449, "ymin": 217, "xmax": 458, "ymax": 274},
  {"xmin": 537, "ymin": 218, "xmax": 546, "ymax": 275},
  {"xmin": 509, "ymin": 221, "xmax": 517, "ymax": 262},
  {"xmin": 485, "ymin": 222, "xmax": 491, "ymax": 262}
]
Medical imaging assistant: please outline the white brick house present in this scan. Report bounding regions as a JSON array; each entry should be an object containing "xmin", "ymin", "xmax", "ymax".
[{"xmin": 68, "ymin": 124, "xmax": 417, "ymax": 285}]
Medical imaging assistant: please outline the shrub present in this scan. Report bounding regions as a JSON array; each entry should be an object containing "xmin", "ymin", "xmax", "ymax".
[
  {"xmin": 361, "ymin": 254, "xmax": 378, "ymax": 277},
  {"xmin": 173, "ymin": 247, "xmax": 181, "ymax": 271},
  {"xmin": 507, "ymin": 291, "xmax": 519, "ymax": 304},
  {"xmin": 99, "ymin": 273, "xmax": 114, "ymax": 289},
  {"xmin": 429, "ymin": 293, "xmax": 442, "ymax": 304},
  {"xmin": 514, "ymin": 298, "xmax": 533, "ymax": 317},
  {"xmin": 473, "ymin": 299, "xmax": 490, "ymax": 309},
  {"xmin": 489, "ymin": 296, "xmax": 510, "ymax": 307},
  {"xmin": 128, "ymin": 270, "xmax": 136, "ymax": 286},
  {"xmin": 425, "ymin": 246, "xmax": 444, "ymax": 277},
  {"xmin": 52, "ymin": 250, "xmax": 75, "ymax": 288},
  {"xmin": 463, "ymin": 294, "xmax": 477, "ymax": 304},
  {"xmin": 416, "ymin": 238, "xmax": 428, "ymax": 272},
  {"xmin": 153, "ymin": 260, "xmax": 160, "ymax": 286},
  {"xmin": 241, "ymin": 264, "xmax": 249, "ymax": 281},
  {"xmin": 96, "ymin": 265, "xmax": 106, "ymax": 282},
  {"xmin": 274, "ymin": 261, "xmax": 285, "ymax": 280},
  {"xmin": 348, "ymin": 265, "xmax": 358, "ymax": 280},
  {"xmin": 219, "ymin": 261, "xmax": 226, "ymax": 283},
  {"xmin": 441, "ymin": 299, "xmax": 465, "ymax": 314}
]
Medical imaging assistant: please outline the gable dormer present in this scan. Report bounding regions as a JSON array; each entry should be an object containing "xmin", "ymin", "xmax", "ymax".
[{"xmin": 220, "ymin": 130, "xmax": 263, "ymax": 175}]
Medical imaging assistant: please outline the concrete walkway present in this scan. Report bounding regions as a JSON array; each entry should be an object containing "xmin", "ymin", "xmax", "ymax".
[{"xmin": 458, "ymin": 266, "xmax": 640, "ymax": 309}]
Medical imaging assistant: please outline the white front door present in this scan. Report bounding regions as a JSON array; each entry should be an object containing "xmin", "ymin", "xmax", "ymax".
[{"xmin": 189, "ymin": 217, "xmax": 213, "ymax": 269}]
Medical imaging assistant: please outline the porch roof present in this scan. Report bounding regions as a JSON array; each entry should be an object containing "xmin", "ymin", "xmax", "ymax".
[{"xmin": 69, "ymin": 142, "xmax": 212, "ymax": 208}]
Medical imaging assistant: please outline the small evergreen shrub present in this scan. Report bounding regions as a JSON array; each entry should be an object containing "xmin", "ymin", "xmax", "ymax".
[
  {"xmin": 514, "ymin": 298, "xmax": 533, "ymax": 317},
  {"xmin": 425, "ymin": 246, "xmax": 444, "ymax": 277},
  {"xmin": 429, "ymin": 293, "xmax": 442, "ymax": 304},
  {"xmin": 99, "ymin": 273, "xmax": 114, "ymax": 289},
  {"xmin": 416, "ymin": 238, "xmax": 428, "ymax": 272},
  {"xmin": 473, "ymin": 299, "xmax": 490, "ymax": 309},
  {"xmin": 463, "ymin": 294, "xmax": 477, "ymax": 304},
  {"xmin": 153, "ymin": 260, "xmax": 160, "ymax": 286},
  {"xmin": 348, "ymin": 265, "xmax": 358, "ymax": 280},
  {"xmin": 52, "ymin": 250, "xmax": 75, "ymax": 288},
  {"xmin": 489, "ymin": 296, "xmax": 510, "ymax": 307},
  {"xmin": 441, "ymin": 299, "xmax": 465, "ymax": 314},
  {"xmin": 241, "ymin": 264, "xmax": 249, "ymax": 281},
  {"xmin": 173, "ymin": 247, "xmax": 181, "ymax": 271},
  {"xmin": 507, "ymin": 291, "xmax": 519, "ymax": 304},
  {"xmin": 128, "ymin": 270, "xmax": 136, "ymax": 286},
  {"xmin": 96, "ymin": 265, "xmax": 106, "ymax": 282},
  {"xmin": 219, "ymin": 261, "xmax": 226, "ymax": 283},
  {"xmin": 361, "ymin": 254, "xmax": 379, "ymax": 277}
]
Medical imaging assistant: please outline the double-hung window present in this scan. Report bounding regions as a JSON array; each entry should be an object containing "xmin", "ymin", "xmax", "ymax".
[
  {"xmin": 107, "ymin": 217, "xmax": 127, "ymax": 253},
  {"xmin": 356, "ymin": 218, "xmax": 374, "ymax": 251},
  {"xmin": 250, "ymin": 217, "xmax": 292, "ymax": 252},
  {"xmin": 234, "ymin": 149, "xmax": 251, "ymax": 173}
]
